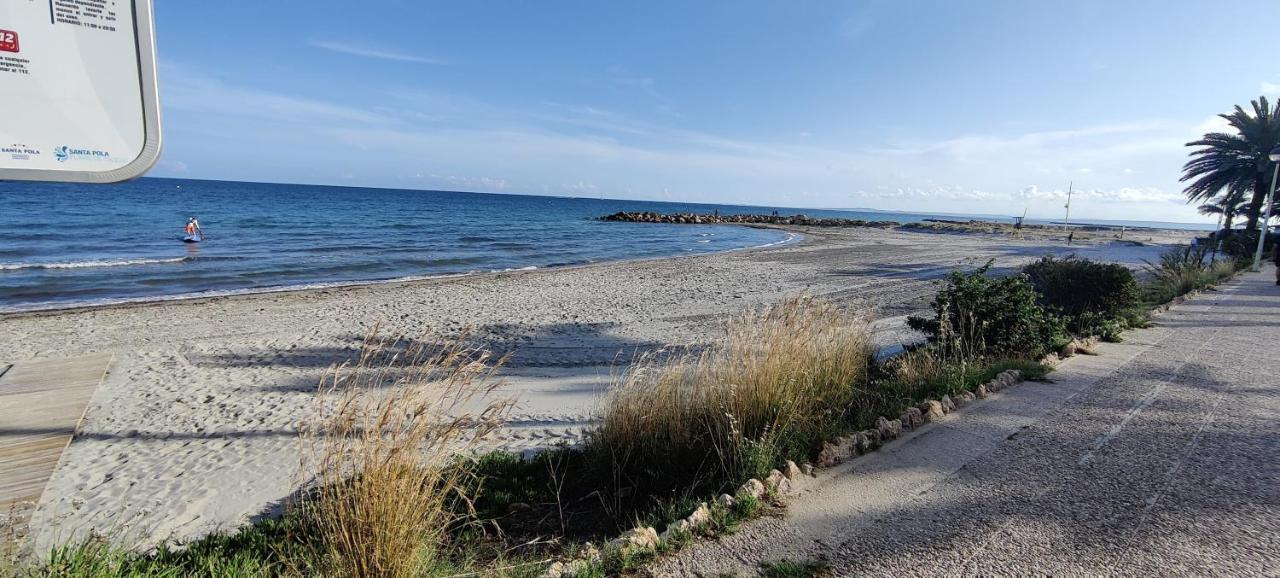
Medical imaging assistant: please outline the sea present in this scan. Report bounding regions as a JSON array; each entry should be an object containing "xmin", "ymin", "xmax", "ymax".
[{"xmin": 0, "ymin": 178, "xmax": 1213, "ymax": 313}]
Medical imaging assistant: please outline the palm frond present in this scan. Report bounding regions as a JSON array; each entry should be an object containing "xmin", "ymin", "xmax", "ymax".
[{"xmin": 1181, "ymin": 96, "xmax": 1280, "ymax": 228}]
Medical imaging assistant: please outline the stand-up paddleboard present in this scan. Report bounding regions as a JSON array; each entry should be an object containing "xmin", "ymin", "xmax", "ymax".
[{"xmin": 183, "ymin": 233, "xmax": 203, "ymax": 243}]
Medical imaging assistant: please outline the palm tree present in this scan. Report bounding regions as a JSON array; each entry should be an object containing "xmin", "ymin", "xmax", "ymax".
[
  {"xmin": 1196, "ymin": 186, "xmax": 1249, "ymax": 232},
  {"xmin": 1181, "ymin": 96, "xmax": 1280, "ymax": 232}
]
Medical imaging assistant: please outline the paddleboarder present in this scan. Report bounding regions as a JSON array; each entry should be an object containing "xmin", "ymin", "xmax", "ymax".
[{"xmin": 184, "ymin": 216, "xmax": 203, "ymax": 241}]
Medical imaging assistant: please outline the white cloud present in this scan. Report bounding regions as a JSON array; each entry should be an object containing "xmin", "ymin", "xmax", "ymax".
[
  {"xmin": 310, "ymin": 40, "xmax": 448, "ymax": 65},
  {"xmin": 163, "ymin": 69, "xmax": 394, "ymax": 125},
  {"xmin": 839, "ymin": 1, "xmax": 883, "ymax": 40},
  {"xmin": 160, "ymin": 71, "xmax": 1208, "ymax": 222},
  {"xmin": 155, "ymin": 158, "xmax": 189, "ymax": 174},
  {"xmin": 416, "ymin": 173, "xmax": 510, "ymax": 191},
  {"xmin": 1192, "ymin": 114, "xmax": 1232, "ymax": 136},
  {"xmin": 840, "ymin": 16, "xmax": 875, "ymax": 39},
  {"xmin": 874, "ymin": 122, "xmax": 1176, "ymax": 158},
  {"xmin": 563, "ymin": 181, "xmax": 599, "ymax": 195},
  {"xmin": 608, "ymin": 69, "xmax": 676, "ymax": 112},
  {"xmin": 850, "ymin": 185, "xmax": 1181, "ymax": 207}
]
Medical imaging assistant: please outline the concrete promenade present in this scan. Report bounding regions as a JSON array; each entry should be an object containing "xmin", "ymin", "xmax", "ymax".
[{"xmin": 658, "ymin": 269, "xmax": 1279, "ymax": 576}]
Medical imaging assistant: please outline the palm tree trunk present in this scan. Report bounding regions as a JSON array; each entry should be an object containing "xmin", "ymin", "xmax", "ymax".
[{"xmin": 1245, "ymin": 172, "xmax": 1268, "ymax": 231}]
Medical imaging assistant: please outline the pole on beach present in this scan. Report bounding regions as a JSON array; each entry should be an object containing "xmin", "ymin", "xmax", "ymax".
[
  {"xmin": 1251, "ymin": 148, "xmax": 1280, "ymax": 272},
  {"xmin": 1063, "ymin": 181, "xmax": 1073, "ymax": 228}
]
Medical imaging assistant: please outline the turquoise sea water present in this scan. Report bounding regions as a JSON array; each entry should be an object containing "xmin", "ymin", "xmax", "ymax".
[{"xmin": 0, "ymin": 178, "xmax": 1210, "ymax": 312}]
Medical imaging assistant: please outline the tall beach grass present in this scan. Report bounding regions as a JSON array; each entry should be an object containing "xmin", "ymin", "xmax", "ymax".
[
  {"xmin": 588, "ymin": 296, "xmax": 875, "ymax": 497},
  {"xmin": 301, "ymin": 330, "xmax": 514, "ymax": 577}
]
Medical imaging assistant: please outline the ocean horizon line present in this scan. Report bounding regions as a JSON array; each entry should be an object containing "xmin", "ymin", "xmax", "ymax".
[{"xmin": 131, "ymin": 176, "xmax": 1214, "ymax": 231}]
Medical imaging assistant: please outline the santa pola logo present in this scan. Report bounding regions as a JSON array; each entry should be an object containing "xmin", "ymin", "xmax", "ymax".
[
  {"xmin": 2, "ymin": 143, "xmax": 40, "ymax": 161},
  {"xmin": 53, "ymin": 146, "xmax": 111, "ymax": 163}
]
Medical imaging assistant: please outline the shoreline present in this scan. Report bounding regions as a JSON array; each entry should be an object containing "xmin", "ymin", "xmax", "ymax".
[
  {"xmin": 0, "ymin": 212, "xmax": 1203, "ymax": 318},
  {"xmin": 0, "ymin": 227, "xmax": 803, "ymax": 319}
]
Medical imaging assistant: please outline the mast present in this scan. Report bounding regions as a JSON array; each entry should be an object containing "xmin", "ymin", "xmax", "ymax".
[{"xmin": 1063, "ymin": 181, "xmax": 1073, "ymax": 227}]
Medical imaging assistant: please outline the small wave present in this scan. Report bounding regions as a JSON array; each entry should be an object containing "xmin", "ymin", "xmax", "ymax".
[
  {"xmin": 297, "ymin": 244, "xmax": 385, "ymax": 254},
  {"xmin": 458, "ymin": 235, "xmax": 499, "ymax": 243},
  {"xmin": 754, "ymin": 232, "xmax": 800, "ymax": 249},
  {"xmin": 0, "ymin": 233, "xmax": 76, "ymax": 242},
  {"xmin": 486, "ymin": 241, "xmax": 537, "ymax": 250},
  {"xmin": 0, "ymin": 257, "xmax": 195, "ymax": 271},
  {"xmin": 406, "ymin": 256, "xmax": 489, "ymax": 268}
]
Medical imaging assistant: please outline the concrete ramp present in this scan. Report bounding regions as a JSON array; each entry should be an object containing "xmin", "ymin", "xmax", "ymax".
[{"xmin": 0, "ymin": 354, "xmax": 112, "ymax": 531}]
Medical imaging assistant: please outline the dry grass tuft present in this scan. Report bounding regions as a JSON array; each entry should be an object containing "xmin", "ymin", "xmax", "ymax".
[
  {"xmin": 591, "ymin": 296, "xmax": 874, "ymax": 495},
  {"xmin": 302, "ymin": 329, "xmax": 513, "ymax": 578}
]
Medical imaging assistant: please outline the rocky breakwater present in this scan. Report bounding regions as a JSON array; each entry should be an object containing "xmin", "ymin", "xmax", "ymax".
[{"xmin": 601, "ymin": 211, "xmax": 899, "ymax": 228}]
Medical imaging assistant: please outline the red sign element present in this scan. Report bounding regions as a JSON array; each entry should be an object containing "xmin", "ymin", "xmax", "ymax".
[{"xmin": 0, "ymin": 29, "xmax": 18, "ymax": 53}]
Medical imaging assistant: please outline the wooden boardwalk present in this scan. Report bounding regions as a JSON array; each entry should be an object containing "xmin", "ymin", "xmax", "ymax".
[{"xmin": 0, "ymin": 354, "xmax": 112, "ymax": 525}]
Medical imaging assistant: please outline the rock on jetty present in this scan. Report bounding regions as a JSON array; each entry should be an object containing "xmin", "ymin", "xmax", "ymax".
[{"xmin": 600, "ymin": 211, "xmax": 899, "ymax": 228}]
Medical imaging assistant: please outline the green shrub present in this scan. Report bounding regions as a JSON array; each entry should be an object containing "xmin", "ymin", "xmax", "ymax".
[
  {"xmin": 1022, "ymin": 255, "xmax": 1138, "ymax": 338},
  {"xmin": 907, "ymin": 261, "xmax": 1064, "ymax": 360},
  {"xmin": 1215, "ymin": 229, "xmax": 1275, "ymax": 260}
]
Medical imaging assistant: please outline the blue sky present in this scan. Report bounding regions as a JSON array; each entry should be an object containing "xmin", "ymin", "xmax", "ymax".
[{"xmin": 150, "ymin": 1, "xmax": 1280, "ymax": 222}]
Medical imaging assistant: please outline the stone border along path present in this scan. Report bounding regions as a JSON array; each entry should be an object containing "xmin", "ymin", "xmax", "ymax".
[
  {"xmin": 550, "ymin": 318, "xmax": 1101, "ymax": 573},
  {"xmin": 644, "ymin": 267, "xmax": 1278, "ymax": 577},
  {"xmin": 555, "ymin": 368, "xmax": 1033, "ymax": 577}
]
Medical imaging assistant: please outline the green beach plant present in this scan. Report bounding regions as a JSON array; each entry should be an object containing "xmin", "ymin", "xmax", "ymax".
[
  {"xmin": 1022, "ymin": 255, "xmax": 1138, "ymax": 339},
  {"xmin": 907, "ymin": 261, "xmax": 1064, "ymax": 360}
]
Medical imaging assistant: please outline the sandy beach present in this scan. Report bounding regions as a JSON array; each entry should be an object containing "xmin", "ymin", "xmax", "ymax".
[{"xmin": 0, "ymin": 224, "xmax": 1190, "ymax": 550}]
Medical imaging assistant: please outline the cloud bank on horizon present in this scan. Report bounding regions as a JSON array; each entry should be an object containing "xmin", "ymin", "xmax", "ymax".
[{"xmin": 149, "ymin": 1, "xmax": 1280, "ymax": 223}]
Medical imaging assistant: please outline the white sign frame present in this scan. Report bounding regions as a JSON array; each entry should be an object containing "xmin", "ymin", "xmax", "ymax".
[{"xmin": 0, "ymin": 0, "xmax": 162, "ymax": 183}]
